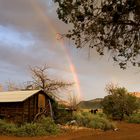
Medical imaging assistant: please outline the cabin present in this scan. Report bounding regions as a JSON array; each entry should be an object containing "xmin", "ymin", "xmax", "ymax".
[{"xmin": 0, "ymin": 90, "xmax": 54, "ymax": 123}]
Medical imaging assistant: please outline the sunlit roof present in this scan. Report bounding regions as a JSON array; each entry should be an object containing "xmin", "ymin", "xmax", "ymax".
[{"xmin": 0, "ymin": 90, "xmax": 40, "ymax": 102}]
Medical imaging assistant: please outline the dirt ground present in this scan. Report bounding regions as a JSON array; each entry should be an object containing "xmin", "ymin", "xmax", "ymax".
[{"xmin": 0, "ymin": 122, "xmax": 140, "ymax": 140}]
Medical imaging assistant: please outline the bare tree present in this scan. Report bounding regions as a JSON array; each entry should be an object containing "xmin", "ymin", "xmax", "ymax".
[
  {"xmin": 6, "ymin": 80, "xmax": 29, "ymax": 91},
  {"xmin": 105, "ymin": 82, "xmax": 119, "ymax": 95},
  {"xmin": 6, "ymin": 80, "xmax": 21, "ymax": 91},
  {"xmin": 29, "ymin": 65, "xmax": 73, "ymax": 99},
  {"xmin": 0, "ymin": 83, "xmax": 3, "ymax": 92},
  {"xmin": 68, "ymin": 92, "xmax": 79, "ymax": 110}
]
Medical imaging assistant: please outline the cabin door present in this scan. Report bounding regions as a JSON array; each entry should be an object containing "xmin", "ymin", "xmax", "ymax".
[{"xmin": 38, "ymin": 94, "xmax": 45, "ymax": 112}]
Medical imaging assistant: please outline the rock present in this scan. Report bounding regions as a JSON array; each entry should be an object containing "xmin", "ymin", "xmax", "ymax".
[
  {"xmin": 114, "ymin": 128, "xmax": 119, "ymax": 131},
  {"xmin": 66, "ymin": 120, "xmax": 77, "ymax": 125}
]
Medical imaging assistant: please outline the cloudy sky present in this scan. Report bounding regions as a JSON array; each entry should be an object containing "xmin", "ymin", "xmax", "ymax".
[{"xmin": 0, "ymin": 0, "xmax": 140, "ymax": 100}]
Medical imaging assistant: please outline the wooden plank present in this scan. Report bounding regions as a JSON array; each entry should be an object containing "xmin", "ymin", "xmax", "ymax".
[{"xmin": 28, "ymin": 98, "xmax": 31, "ymax": 121}]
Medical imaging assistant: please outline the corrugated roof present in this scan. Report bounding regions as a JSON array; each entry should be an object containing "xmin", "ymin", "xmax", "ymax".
[{"xmin": 0, "ymin": 90, "xmax": 40, "ymax": 102}]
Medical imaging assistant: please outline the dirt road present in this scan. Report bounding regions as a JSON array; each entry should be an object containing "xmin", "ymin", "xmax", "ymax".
[{"xmin": 0, "ymin": 122, "xmax": 140, "ymax": 140}]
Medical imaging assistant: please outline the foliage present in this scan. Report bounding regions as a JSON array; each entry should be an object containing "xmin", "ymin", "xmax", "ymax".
[
  {"xmin": 54, "ymin": 108, "xmax": 74, "ymax": 124},
  {"xmin": 137, "ymin": 98, "xmax": 140, "ymax": 108},
  {"xmin": 0, "ymin": 117, "xmax": 59, "ymax": 136},
  {"xmin": 38, "ymin": 117, "xmax": 60, "ymax": 134},
  {"xmin": 73, "ymin": 112, "xmax": 115, "ymax": 131},
  {"xmin": 0, "ymin": 119, "xmax": 17, "ymax": 135},
  {"xmin": 102, "ymin": 85, "xmax": 139, "ymax": 120},
  {"xmin": 54, "ymin": 0, "xmax": 140, "ymax": 69},
  {"xmin": 16, "ymin": 123, "xmax": 45, "ymax": 136},
  {"xmin": 127, "ymin": 113, "xmax": 140, "ymax": 124},
  {"xmin": 52, "ymin": 97, "xmax": 76, "ymax": 124}
]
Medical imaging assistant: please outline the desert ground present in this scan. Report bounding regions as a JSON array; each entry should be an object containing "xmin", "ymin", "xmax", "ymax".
[{"xmin": 0, "ymin": 122, "xmax": 140, "ymax": 140}]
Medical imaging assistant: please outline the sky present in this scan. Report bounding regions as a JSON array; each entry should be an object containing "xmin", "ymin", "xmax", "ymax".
[{"xmin": 0, "ymin": 0, "xmax": 140, "ymax": 101}]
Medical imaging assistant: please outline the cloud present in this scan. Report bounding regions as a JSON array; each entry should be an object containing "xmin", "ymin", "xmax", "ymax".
[
  {"xmin": 0, "ymin": 26, "xmax": 34, "ymax": 47},
  {"xmin": 0, "ymin": 0, "xmax": 140, "ymax": 100}
]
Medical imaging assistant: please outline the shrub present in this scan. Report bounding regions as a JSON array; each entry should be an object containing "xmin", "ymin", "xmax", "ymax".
[
  {"xmin": 16, "ymin": 123, "xmax": 45, "ymax": 137},
  {"xmin": 73, "ymin": 112, "xmax": 115, "ymax": 131},
  {"xmin": 0, "ymin": 117, "xmax": 59, "ymax": 136},
  {"xmin": 127, "ymin": 113, "xmax": 140, "ymax": 124},
  {"xmin": 0, "ymin": 119, "xmax": 17, "ymax": 135},
  {"xmin": 54, "ymin": 108, "xmax": 73, "ymax": 124},
  {"xmin": 38, "ymin": 117, "xmax": 60, "ymax": 135},
  {"xmin": 88, "ymin": 116, "xmax": 115, "ymax": 131}
]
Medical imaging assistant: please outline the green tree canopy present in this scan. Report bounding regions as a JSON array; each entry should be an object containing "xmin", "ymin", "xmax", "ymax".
[
  {"xmin": 54, "ymin": 0, "xmax": 140, "ymax": 69},
  {"xmin": 102, "ymin": 84, "xmax": 139, "ymax": 120}
]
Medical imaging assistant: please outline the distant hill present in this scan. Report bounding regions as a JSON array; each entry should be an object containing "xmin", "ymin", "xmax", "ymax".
[
  {"xmin": 77, "ymin": 98, "xmax": 103, "ymax": 109},
  {"xmin": 130, "ymin": 92, "xmax": 140, "ymax": 98}
]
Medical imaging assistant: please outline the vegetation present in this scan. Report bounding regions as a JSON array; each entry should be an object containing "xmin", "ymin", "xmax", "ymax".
[
  {"xmin": 0, "ymin": 117, "xmax": 59, "ymax": 136},
  {"xmin": 127, "ymin": 113, "xmax": 140, "ymax": 124},
  {"xmin": 102, "ymin": 84, "xmax": 139, "ymax": 120},
  {"xmin": 54, "ymin": 108, "xmax": 73, "ymax": 124},
  {"xmin": 54, "ymin": 0, "xmax": 140, "ymax": 69},
  {"xmin": 0, "ymin": 119, "xmax": 17, "ymax": 135},
  {"xmin": 73, "ymin": 112, "xmax": 115, "ymax": 131}
]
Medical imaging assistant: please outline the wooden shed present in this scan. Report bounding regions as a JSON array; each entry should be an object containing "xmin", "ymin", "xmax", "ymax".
[{"xmin": 0, "ymin": 90, "xmax": 54, "ymax": 123}]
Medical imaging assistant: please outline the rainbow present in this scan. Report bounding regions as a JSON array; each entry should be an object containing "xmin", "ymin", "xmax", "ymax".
[{"xmin": 29, "ymin": 0, "xmax": 82, "ymax": 100}]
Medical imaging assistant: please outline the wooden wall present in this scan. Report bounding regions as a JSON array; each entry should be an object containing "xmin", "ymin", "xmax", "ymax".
[
  {"xmin": 0, "ymin": 102, "xmax": 23, "ymax": 123},
  {"xmin": 0, "ymin": 91, "xmax": 52, "ymax": 123}
]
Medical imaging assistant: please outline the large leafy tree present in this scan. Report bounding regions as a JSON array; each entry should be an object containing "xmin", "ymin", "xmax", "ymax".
[
  {"xmin": 102, "ymin": 84, "xmax": 139, "ymax": 120},
  {"xmin": 54, "ymin": 0, "xmax": 140, "ymax": 69}
]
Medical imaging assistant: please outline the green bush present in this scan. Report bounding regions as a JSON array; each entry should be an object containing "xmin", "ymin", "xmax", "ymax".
[
  {"xmin": 127, "ymin": 113, "xmax": 140, "ymax": 124},
  {"xmin": 88, "ymin": 116, "xmax": 115, "ymax": 131},
  {"xmin": 0, "ymin": 117, "xmax": 59, "ymax": 136},
  {"xmin": 54, "ymin": 108, "xmax": 73, "ymax": 124},
  {"xmin": 38, "ymin": 117, "xmax": 60, "ymax": 135},
  {"xmin": 16, "ymin": 123, "xmax": 45, "ymax": 136},
  {"xmin": 74, "ymin": 112, "xmax": 115, "ymax": 131},
  {"xmin": 0, "ymin": 119, "xmax": 17, "ymax": 135}
]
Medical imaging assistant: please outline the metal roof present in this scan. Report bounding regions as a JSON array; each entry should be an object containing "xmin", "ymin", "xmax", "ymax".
[{"xmin": 0, "ymin": 90, "xmax": 40, "ymax": 103}]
